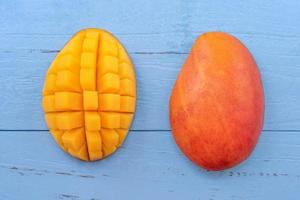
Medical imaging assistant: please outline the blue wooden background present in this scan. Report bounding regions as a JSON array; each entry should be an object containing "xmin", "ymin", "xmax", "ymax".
[{"xmin": 0, "ymin": 0, "xmax": 300, "ymax": 199}]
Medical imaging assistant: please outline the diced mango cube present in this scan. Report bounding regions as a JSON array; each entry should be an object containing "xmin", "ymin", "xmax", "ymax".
[
  {"xmin": 50, "ymin": 129, "xmax": 66, "ymax": 150},
  {"xmin": 54, "ymin": 92, "xmax": 82, "ymax": 111},
  {"xmin": 118, "ymin": 44, "xmax": 131, "ymax": 63},
  {"xmin": 83, "ymin": 91, "xmax": 98, "ymax": 110},
  {"xmin": 97, "ymin": 55, "xmax": 118, "ymax": 76},
  {"xmin": 81, "ymin": 52, "xmax": 97, "ymax": 69},
  {"xmin": 120, "ymin": 96, "xmax": 135, "ymax": 112},
  {"xmin": 120, "ymin": 79, "xmax": 135, "ymax": 96},
  {"xmin": 120, "ymin": 113, "xmax": 134, "ymax": 129},
  {"xmin": 83, "ymin": 38, "xmax": 98, "ymax": 52},
  {"xmin": 86, "ymin": 131, "xmax": 102, "ymax": 160},
  {"xmin": 101, "ymin": 129, "xmax": 119, "ymax": 156},
  {"xmin": 119, "ymin": 62, "xmax": 135, "ymax": 79},
  {"xmin": 84, "ymin": 112, "xmax": 101, "ymax": 131},
  {"xmin": 56, "ymin": 112, "xmax": 84, "ymax": 130},
  {"xmin": 116, "ymin": 129, "xmax": 128, "ymax": 146},
  {"xmin": 80, "ymin": 68, "xmax": 96, "ymax": 90},
  {"xmin": 101, "ymin": 112, "xmax": 120, "ymax": 129},
  {"xmin": 98, "ymin": 93, "xmax": 120, "ymax": 111},
  {"xmin": 62, "ymin": 128, "xmax": 85, "ymax": 150},
  {"xmin": 99, "ymin": 34, "xmax": 118, "ymax": 56},
  {"xmin": 68, "ymin": 143, "xmax": 89, "ymax": 161},
  {"xmin": 56, "ymin": 70, "xmax": 81, "ymax": 92},
  {"xmin": 99, "ymin": 73, "xmax": 120, "ymax": 93},
  {"xmin": 56, "ymin": 54, "xmax": 80, "ymax": 73},
  {"xmin": 43, "ymin": 74, "xmax": 57, "ymax": 95},
  {"xmin": 42, "ymin": 95, "xmax": 56, "ymax": 112},
  {"xmin": 45, "ymin": 113, "xmax": 57, "ymax": 129}
]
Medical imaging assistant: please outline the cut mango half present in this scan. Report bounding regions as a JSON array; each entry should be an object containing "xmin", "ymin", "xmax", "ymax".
[{"xmin": 42, "ymin": 28, "xmax": 136, "ymax": 161}]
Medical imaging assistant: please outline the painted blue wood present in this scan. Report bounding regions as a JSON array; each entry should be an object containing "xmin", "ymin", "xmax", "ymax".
[
  {"xmin": 0, "ymin": 0, "xmax": 300, "ymax": 199},
  {"xmin": 0, "ymin": 130, "xmax": 300, "ymax": 199},
  {"xmin": 1, "ymin": 1, "xmax": 300, "ymax": 37}
]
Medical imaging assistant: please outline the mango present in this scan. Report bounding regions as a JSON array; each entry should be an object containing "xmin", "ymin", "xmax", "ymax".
[
  {"xmin": 170, "ymin": 32, "xmax": 264, "ymax": 170},
  {"xmin": 42, "ymin": 28, "xmax": 136, "ymax": 161}
]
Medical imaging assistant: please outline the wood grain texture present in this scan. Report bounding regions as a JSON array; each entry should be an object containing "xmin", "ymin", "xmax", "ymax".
[
  {"xmin": 0, "ymin": 0, "xmax": 300, "ymax": 199},
  {"xmin": 1, "ymin": 130, "xmax": 300, "ymax": 200}
]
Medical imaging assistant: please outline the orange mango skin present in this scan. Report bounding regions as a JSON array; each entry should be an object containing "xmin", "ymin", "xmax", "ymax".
[{"xmin": 170, "ymin": 32, "xmax": 264, "ymax": 171}]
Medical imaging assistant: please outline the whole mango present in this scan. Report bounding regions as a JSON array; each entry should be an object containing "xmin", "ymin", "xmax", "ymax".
[{"xmin": 170, "ymin": 32, "xmax": 264, "ymax": 170}]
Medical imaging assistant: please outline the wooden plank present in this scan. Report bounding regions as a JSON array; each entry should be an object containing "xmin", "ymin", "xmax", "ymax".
[
  {"xmin": 1, "ymin": 0, "xmax": 300, "ymax": 37},
  {"xmin": 0, "ymin": 130, "xmax": 299, "ymax": 199},
  {"xmin": 0, "ymin": 45, "xmax": 300, "ymax": 130}
]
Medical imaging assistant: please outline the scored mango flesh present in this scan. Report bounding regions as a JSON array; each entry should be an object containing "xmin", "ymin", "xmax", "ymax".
[{"xmin": 42, "ymin": 29, "xmax": 136, "ymax": 161}]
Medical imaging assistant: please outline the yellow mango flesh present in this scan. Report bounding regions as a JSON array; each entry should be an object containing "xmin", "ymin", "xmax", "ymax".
[{"xmin": 42, "ymin": 28, "xmax": 136, "ymax": 161}]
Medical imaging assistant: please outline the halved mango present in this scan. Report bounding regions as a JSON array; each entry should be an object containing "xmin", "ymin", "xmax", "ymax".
[{"xmin": 42, "ymin": 28, "xmax": 136, "ymax": 161}]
